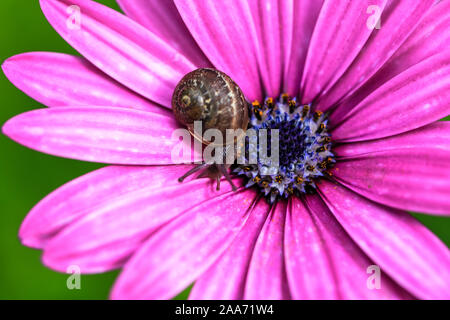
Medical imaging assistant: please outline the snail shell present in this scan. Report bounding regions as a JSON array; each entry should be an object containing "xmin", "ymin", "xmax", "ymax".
[{"xmin": 172, "ymin": 68, "xmax": 249, "ymax": 146}]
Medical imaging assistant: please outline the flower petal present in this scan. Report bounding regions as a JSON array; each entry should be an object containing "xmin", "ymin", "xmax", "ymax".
[
  {"xmin": 111, "ymin": 189, "xmax": 257, "ymax": 300},
  {"xmin": 282, "ymin": 0, "xmax": 323, "ymax": 97},
  {"xmin": 297, "ymin": 195, "xmax": 412, "ymax": 299},
  {"xmin": 2, "ymin": 52, "xmax": 160, "ymax": 111},
  {"xmin": 300, "ymin": 0, "xmax": 387, "ymax": 104},
  {"xmin": 284, "ymin": 197, "xmax": 338, "ymax": 299},
  {"xmin": 40, "ymin": 0, "xmax": 196, "ymax": 107},
  {"xmin": 2, "ymin": 106, "xmax": 197, "ymax": 165},
  {"xmin": 248, "ymin": 0, "xmax": 283, "ymax": 97},
  {"xmin": 41, "ymin": 166, "xmax": 238, "ymax": 273},
  {"xmin": 316, "ymin": 0, "xmax": 434, "ymax": 111},
  {"xmin": 19, "ymin": 165, "xmax": 191, "ymax": 249},
  {"xmin": 117, "ymin": 0, "xmax": 210, "ymax": 68},
  {"xmin": 333, "ymin": 122, "xmax": 450, "ymax": 215},
  {"xmin": 331, "ymin": 51, "xmax": 450, "ymax": 142},
  {"xmin": 174, "ymin": 0, "xmax": 262, "ymax": 101},
  {"xmin": 318, "ymin": 181, "xmax": 450, "ymax": 299},
  {"xmin": 189, "ymin": 198, "xmax": 270, "ymax": 299},
  {"xmin": 244, "ymin": 201, "xmax": 291, "ymax": 299},
  {"xmin": 338, "ymin": 0, "xmax": 450, "ymax": 112}
]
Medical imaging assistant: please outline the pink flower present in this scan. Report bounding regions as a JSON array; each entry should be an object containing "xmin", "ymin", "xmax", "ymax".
[{"xmin": 2, "ymin": 0, "xmax": 450, "ymax": 299}]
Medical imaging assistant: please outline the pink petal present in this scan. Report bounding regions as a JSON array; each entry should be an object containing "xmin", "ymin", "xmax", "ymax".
[
  {"xmin": 117, "ymin": 0, "xmax": 210, "ymax": 68},
  {"xmin": 2, "ymin": 106, "xmax": 198, "ymax": 165},
  {"xmin": 339, "ymin": 0, "xmax": 450, "ymax": 111},
  {"xmin": 248, "ymin": 0, "xmax": 283, "ymax": 97},
  {"xmin": 301, "ymin": 195, "xmax": 412, "ymax": 299},
  {"xmin": 189, "ymin": 198, "xmax": 270, "ymax": 299},
  {"xmin": 20, "ymin": 165, "xmax": 190, "ymax": 249},
  {"xmin": 174, "ymin": 0, "xmax": 262, "ymax": 101},
  {"xmin": 2, "ymin": 52, "xmax": 160, "ymax": 111},
  {"xmin": 41, "ymin": 166, "xmax": 239, "ymax": 273},
  {"xmin": 282, "ymin": 0, "xmax": 323, "ymax": 97},
  {"xmin": 331, "ymin": 51, "xmax": 450, "ymax": 142},
  {"xmin": 333, "ymin": 122, "xmax": 450, "ymax": 215},
  {"xmin": 244, "ymin": 201, "xmax": 291, "ymax": 299},
  {"xmin": 300, "ymin": 0, "xmax": 387, "ymax": 104},
  {"xmin": 284, "ymin": 197, "xmax": 338, "ymax": 299},
  {"xmin": 316, "ymin": 0, "xmax": 434, "ymax": 111},
  {"xmin": 318, "ymin": 181, "xmax": 450, "ymax": 299},
  {"xmin": 40, "ymin": 0, "xmax": 196, "ymax": 108},
  {"xmin": 111, "ymin": 189, "xmax": 257, "ymax": 300}
]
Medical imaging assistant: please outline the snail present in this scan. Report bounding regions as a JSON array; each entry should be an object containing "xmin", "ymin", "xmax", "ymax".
[{"xmin": 172, "ymin": 68, "xmax": 249, "ymax": 191}]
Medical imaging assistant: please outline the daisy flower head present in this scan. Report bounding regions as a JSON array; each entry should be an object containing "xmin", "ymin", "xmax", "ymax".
[{"xmin": 2, "ymin": 0, "xmax": 450, "ymax": 300}]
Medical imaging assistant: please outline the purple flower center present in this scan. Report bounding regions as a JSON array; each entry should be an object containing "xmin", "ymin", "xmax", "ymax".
[{"xmin": 234, "ymin": 94, "xmax": 335, "ymax": 203}]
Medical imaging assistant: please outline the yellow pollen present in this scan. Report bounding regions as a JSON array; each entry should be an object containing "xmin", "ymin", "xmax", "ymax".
[
  {"xmin": 316, "ymin": 146, "xmax": 326, "ymax": 153},
  {"xmin": 301, "ymin": 105, "xmax": 310, "ymax": 118},
  {"xmin": 295, "ymin": 176, "xmax": 303, "ymax": 184},
  {"xmin": 313, "ymin": 110, "xmax": 323, "ymax": 121}
]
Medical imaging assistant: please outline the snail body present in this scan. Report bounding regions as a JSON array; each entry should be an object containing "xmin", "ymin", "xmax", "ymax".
[{"xmin": 172, "ymin": 68, "xmax": 249, "ymax": 190}]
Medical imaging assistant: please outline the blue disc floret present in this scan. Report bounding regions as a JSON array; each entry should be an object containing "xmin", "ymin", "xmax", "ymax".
[{"xmin": 234, "ymin": 94, "xmax": 335, "ymax": 203}]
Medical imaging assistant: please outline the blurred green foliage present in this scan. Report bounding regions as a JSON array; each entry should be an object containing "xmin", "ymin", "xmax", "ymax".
[{"xmin": 0, "ymin": 0, "xmax": 448, "ymax": 300}]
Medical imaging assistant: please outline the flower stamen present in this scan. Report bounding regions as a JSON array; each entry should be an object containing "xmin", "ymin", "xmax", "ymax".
[{"xmin": 234, "ymin": 94, "xmax": 335, "ymax": 202}]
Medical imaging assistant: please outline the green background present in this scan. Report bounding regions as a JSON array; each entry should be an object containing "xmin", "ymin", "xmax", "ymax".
[{"xmin": 0, "ymin": 1, "xmax": 448, "ymax": 300}]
